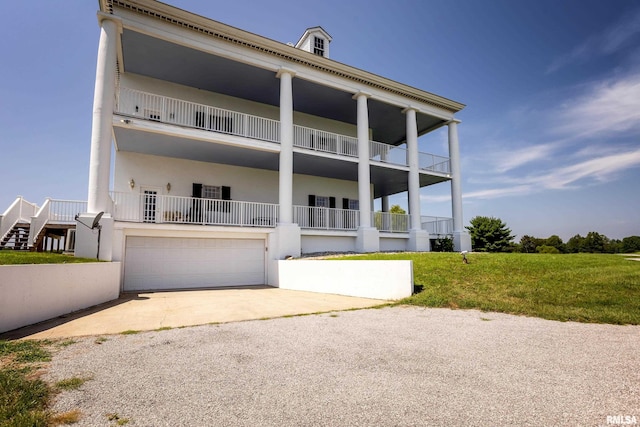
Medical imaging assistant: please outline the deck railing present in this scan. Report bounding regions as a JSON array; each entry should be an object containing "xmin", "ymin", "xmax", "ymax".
[
  {"xmin": 28, "ymin": 199, "xmax": 87, "ymax": 247},
  {"xmin": 419, "ymin": 153, "xmax": 451, "ymax": 174},
  {"xmin": 293, "ymin": 125, "xmax": 359, "ymax": 157},
  {"xmin": 117, "ymin": 88, "xmax": 281, "ymax": 143},
  {"xmin": 294, "ymin": 206, "xmax": 359, "ymax": 230},
  {"xmin": 373, "ymin": 212, "xmax": 410, "ymax": 233},
  {"xmin": 369, "ymin": 141, "xmax": 406, "ymax": 167},
  {"xmin": 111, "ymin": 192, "xmax": 279, "ymax": 227},
  {"xmin": 372, "ymin": 212, "xmax": 454, "ymax": 235},
  {"xmin": 0, "ymin": 196, "xmax": 39, "ymax": 243},
  {"xmin": 116, "ymin": 88, "xmax": 450, "ymax": 173},
  {"xmin": 421, "ymin": 216, "xmax": 454, "ymax": 235}
]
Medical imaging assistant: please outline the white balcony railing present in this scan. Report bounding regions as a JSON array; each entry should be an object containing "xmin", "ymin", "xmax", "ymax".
[
  {"xmin": 419, "ymin": 153, "xmax": 451, "ymax": 174},
  {"xmin": 294, "ymin": 206, "xmax": 359, "ymax": 230},
  {"xmin": 373, "ymin": 212, "xmax": 453, "ymax": 235},
  {"xmin": 116, "ymin": 88, "xmax": 450, "ymax": 173},
  {"xmin": 111, "ymin": 192, "xmax": 278, "ymax": 227},
  {"xmin": 421, "ymin": 216, "xmax": 454, "ymax": 235},
  {"xmin": 28, "ymin": 199, "xmax": 87, "ymax": 247},
  {"xmin": 293, "ymin": 125, "xmax": 358, "ymax": 157},
  {"xmin": 117, "ymin": 88, "xmax": 281, "ymax": 143},
  {"xmin": 373, "ymin": 212, "xmax": 410, "ymax": 233}
]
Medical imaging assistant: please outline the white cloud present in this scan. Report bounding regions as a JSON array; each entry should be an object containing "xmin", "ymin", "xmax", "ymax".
[
  {"xmin": 491, "ymin": 143, "xmax": 557, "ymax": 173},
  {"xmin": 463, "ymin": 185, "xmax": 534, "ymax": 200},
  {"xmin": 553, "ymin": 72, "xmax": 640, "ymax": 140},
  {"xmin": 459, "ymin": 148, "xmax": 640, "ymax": 201},
  {"xmin": 531, "ymin": 148, "xmax": 640, "ymax": 189}
]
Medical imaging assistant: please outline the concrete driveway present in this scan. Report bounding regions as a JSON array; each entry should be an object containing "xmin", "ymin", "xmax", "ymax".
[{"xmin": 0, "ymin": 287, "xmax": 386, "ymax": 340}]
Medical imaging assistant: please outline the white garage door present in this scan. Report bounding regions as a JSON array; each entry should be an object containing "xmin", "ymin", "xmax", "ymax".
[{"xmin": 124, "ymin": 236, "xmax": 265, "ymax": 291}]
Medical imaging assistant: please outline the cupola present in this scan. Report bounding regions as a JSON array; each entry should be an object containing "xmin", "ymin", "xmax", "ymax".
[{"xmin": 295, "ymin": 27, "xmax": 332, "ymax": 58}]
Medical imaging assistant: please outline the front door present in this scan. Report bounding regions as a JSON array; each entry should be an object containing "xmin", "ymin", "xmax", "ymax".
[{"xmin": 142, "ymin": 189, "xmax": 158, "ymax": 223}]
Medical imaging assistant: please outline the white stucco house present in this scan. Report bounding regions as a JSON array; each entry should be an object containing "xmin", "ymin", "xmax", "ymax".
[{"xmin": 70, "ymin": 0, "xmax": 472, "ymax": 291}]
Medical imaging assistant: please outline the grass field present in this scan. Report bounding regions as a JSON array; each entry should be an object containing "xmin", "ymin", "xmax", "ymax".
[
  {"xmin": 0, "ymin": 251, "xmax": 97, "ymax": 265},
  {"xmin": 340, "ymin": 252, "xmax": 640, "ymax": 325}
]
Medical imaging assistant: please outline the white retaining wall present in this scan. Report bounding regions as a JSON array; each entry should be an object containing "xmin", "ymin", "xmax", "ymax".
[
  {"xmin": 278, "ymin": 260, "xmax": 413, "ymax": 300},
  {"xmin": 0, "ymin": 262, "xmax": 121, "ymax": 333}
]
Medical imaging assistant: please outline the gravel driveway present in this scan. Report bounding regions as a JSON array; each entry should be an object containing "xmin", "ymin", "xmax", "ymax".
[{"xmin": 45, "ymin": 306, "xmax": 639, "ymax": 426}]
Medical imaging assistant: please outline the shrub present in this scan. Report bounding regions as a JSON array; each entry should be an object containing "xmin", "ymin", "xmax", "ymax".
[
  {"xmin": 536, "ymin": 245, "xmax": 560, "ymax": 254},
  {"xmin": 432, "ymin": 237, "xmax": 454, "ymax": 252}
]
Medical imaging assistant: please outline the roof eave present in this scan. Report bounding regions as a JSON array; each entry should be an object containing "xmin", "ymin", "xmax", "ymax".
[{"xmin": 101, "ymin": 0, "xmax": 465, "ymax": 113}]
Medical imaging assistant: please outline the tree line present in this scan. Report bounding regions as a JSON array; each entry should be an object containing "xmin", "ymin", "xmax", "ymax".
[{"xmin": 466, "ymin": 216, "xmax": 640, "ymax": 254}]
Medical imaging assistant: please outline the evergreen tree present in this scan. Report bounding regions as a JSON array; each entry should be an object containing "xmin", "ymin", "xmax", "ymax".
[{"xmin": 466, "ymin": 216, "xmax": 514, "ymax": 252}]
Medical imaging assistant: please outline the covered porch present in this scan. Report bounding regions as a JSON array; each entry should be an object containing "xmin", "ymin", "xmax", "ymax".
[{"xmin": 108, "ymin": 192, "xmax": 452, "ymax": 236}]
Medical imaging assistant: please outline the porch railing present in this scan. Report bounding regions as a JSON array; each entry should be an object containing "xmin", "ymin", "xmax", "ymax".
[
  {"xmin": 373, "ymin": 212, "xmax": 453, "ymax": 235},
  {"xmin": 0, "ymin": 196, "xmax": 39, "ymax": 243},
  {"xmin": 28, "ymin": 199, "xmax": 87, "ymax": 247},
  {"xmin": 116, "ymin": 88, "xmax": 451, "ymax": 174},
  {"xmin": 116, "ymin": 88, "xmax": 281, "ymax": 143},
  {"xmin": 369, "ymin": 141, "xmax": 406, "ymax": 167},
  {"xmin": 111, "ymin": 192, "xmax": 279, "ymax": 228},
  {"xmin": 421, "ymin": 216, "xmax": 454, "ymax": 235},
  {"xmin": 293, "ymin": 125, "xmax": 359, "ymax": 157},
  {"xmin": 294, "ymin": 206, "xmax": 359, "ymax": 230},
  {"xmin": 373, "ymin": 212, "xmax": 410, "ymax": 233}
]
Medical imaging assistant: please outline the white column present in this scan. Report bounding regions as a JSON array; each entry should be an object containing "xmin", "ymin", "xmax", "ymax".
[
  {"xmin": 404, "ymin": 107, "xmax": 421, "ymax": 230},
  {"xmin": 404, "ymin": 107, "xmax": 429, "ymax": 251},
  {"xmin": 354, "ymin": 91, "xmax": 372, "ymax": 227},
  {"xmin": 381, "ymin": 196, "xmax": 389, "ymax": 212},
  {"xmin": 448, "ymin": 120, "xmax": 463, "ymax": 231},
  {"xmin": 269, "ymin": 68, "xmax": 301, "ymax": 276},
  {"xmin": 448, "ymin": 120, "xmax": 472, "ymax": 251},
  {"xmin": 276, "ymin": 68, "xmax": 295, "ymax": 224},
  {"xmin": 352, "ymin": 91, "xmax": 378, "ymax": 253},
  {"xmin": 87, "ymin": 14, "xmax": 120, "ymax": 214}
]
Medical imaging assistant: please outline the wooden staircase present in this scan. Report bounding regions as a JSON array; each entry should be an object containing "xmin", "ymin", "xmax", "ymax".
[{"xmin": 0, "ymin": 222, "xmax": 30, "ymax": 250}]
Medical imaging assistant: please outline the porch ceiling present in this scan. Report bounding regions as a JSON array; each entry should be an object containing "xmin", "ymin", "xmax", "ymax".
[
  {"xmin": 120, "ymin": 29, "xmax": 445, "ymax": 146},
  {"xmin": 113, "ymin": 126, "xmax": 281, "ymax": 170},
  {"xmin": 113, "ymin": 126, "xmax": 448, "ymax": 198}
]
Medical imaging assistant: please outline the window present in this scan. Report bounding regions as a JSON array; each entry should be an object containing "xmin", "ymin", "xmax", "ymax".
[
  {"xmin": 194, "ymin": 184, "xmax": 230, "ymax": 201},
  {"xmin": 315, "ymin": 195, "xmax": 330, "ymax": 208},
  {"xmin": 342, "ymin": 198, "xmax": 359, "ymax": 211},
  {"xmin": 202, "ymin": 185, "xmax": 221, "ymax": 200},
  {"xmin": 313, "ymin": 37, "xmax": 325, "ymax": 56},
  {"xmin": 193, "ymin": 184, "xmax": 231, "ymax": 219}
]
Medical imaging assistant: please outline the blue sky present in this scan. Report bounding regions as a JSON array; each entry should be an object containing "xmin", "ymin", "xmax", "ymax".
[{"xmin": 1, "ymin": 0, "xmax": 638, "ymax": 241}]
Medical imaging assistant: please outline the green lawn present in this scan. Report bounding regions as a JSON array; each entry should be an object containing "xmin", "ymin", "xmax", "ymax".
[
  {"xmin": 340, "ymin": 252, "xmax": 640, "ymax": 325},
  {"xmin": 0, "ymin": 251, "xmax": 97, "ymax": 265},
  {"xmin": 0, "ymin": 340, "xmax": 52, "ymax": 426}
]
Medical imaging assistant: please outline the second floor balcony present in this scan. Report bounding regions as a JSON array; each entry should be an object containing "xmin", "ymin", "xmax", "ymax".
[{"xmin": 115, "ymin": 88, "xmax": 451, "ymax": 174}]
